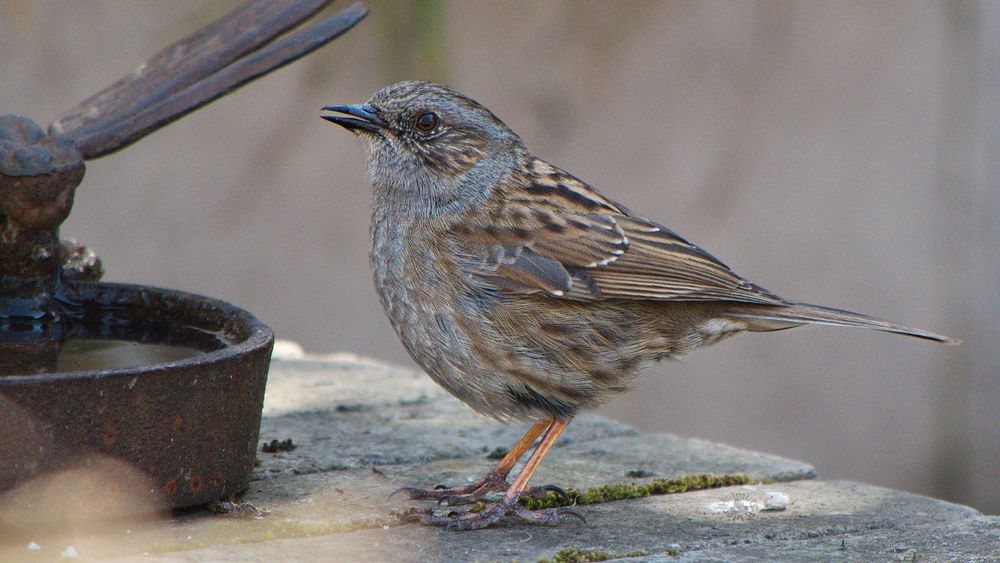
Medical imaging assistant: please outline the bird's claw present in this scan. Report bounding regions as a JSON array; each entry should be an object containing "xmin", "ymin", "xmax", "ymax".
[
  {"xmin": 406, "ymin": 496, "xmax": 586, "ymax": 531},
  {"xmin": 388, "ymin": 486, "xmax": 423, "ymax": 500},
  {"xmin": 525, "ymin": 484, "xmax": 570, "ymax": 504},
  {"xmin": 393, "ymin": 475, "xmax": 510, "ymax": 502},
  {"xmin": 554, "ymin": 506, "xmax": 587, "ymax": 524},
  {"xmin": 390, "ymin": 485, "xmax": 476, "ymax": 501},
  {"xmin": 436, "ymin": 494, "xmax": 473, "ymax": 506}
]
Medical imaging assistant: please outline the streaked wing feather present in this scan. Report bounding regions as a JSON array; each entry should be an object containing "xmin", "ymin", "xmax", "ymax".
[
  {"xmin": 590, "ymin": 216, "xmax": 786, "ymax": 305},
  {"xmin": 494, "ymin": 249, "xmax": 571, "ymax": 295},
  {"xmin": 450, "ymin": 157, "xmax": 785, "ymax": 305}
]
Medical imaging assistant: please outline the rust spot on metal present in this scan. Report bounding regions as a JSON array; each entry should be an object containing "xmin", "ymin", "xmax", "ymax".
[{"xmin": 102, "ymin": 423, "xmax": 118, "ymax": 446}]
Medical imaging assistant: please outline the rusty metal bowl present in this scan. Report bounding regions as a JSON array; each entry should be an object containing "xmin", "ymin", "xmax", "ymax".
[
  {"xmin": 0, "ymin": 281, "xmax": 273, "ymax": 509},
  {"xmin": 0, "ymin": 0, "xmax": 366, "ymax": 515}
]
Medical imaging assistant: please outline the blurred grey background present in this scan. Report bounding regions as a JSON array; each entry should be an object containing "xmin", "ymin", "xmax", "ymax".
[{"xmin": 1, "ymin": 1, "xmax": 996, "ymax": 513}]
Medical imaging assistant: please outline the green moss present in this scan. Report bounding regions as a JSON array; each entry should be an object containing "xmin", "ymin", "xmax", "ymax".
[
  {"xmin": 392, "ymin": 506, "xmax": 432, "ymax": 519},
  {"xmin": 520, "ymin": 473, "xmax": 755, "ymax": 510},
  {"xmin": 486, "ymin": 446, "xmax": 510, "ymax": 459},
  {"xmin": 663, "ymin": 547, "xmax": 681, "ymax": 556},
  {"xmin": 538, "ymin": 547, "xmax": 649, "ymax": 563}
]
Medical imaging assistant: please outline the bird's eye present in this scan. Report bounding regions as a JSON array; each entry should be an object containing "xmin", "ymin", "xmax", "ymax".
[{"xmin": 415, "ymin": 112, "xmax": 439, "ymax": 132}]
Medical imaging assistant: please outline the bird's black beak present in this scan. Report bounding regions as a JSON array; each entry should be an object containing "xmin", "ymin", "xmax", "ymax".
[{"xmin": 321, "ymin": 103, "xmax": 386, "ymax": 133}]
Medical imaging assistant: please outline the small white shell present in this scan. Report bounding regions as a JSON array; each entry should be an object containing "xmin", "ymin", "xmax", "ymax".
[{"xmin": 764, "ymin": 491, "xmax": 789, "ymax": 510}]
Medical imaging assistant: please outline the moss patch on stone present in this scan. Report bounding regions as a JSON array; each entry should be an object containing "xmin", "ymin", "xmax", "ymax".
[
  {"xmin": 538, "ymin": 547, "xmax": 649, "ymax": 563},
  {"xmin": 519, "ymin": 473, "xmax": 755, "ymax": 510},
  {"xmin": 486, "ymin": 446, "xmax": 510, "ymax": 459}
]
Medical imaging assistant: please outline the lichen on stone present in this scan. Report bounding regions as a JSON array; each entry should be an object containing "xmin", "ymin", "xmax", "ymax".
[
  {"xmin": 538, "ymin": 547, "xmax": 649, "ymax": 563},
  {"xmin": 486, "ymin": 446, "xmax": 510, "ymax": 459}
]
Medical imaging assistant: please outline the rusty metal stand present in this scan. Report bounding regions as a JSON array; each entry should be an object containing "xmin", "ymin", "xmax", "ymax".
[{"xmin": 0, "ymin": 1, "xmax": 367, "ymax": 509}]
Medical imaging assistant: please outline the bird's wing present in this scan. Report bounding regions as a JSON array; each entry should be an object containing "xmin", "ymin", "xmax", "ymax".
[{"xmin": 448, "ymin": 158, "xmax": 786, "ymax": 305}]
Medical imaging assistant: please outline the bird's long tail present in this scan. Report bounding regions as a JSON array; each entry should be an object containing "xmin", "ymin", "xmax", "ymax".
[{"xmin": 725, "ymin": 302, "xmax": 959, "ymax": 345}]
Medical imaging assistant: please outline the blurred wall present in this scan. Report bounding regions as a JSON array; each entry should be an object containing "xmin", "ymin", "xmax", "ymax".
[{"xmin": 1, "ymin": 1, "xmax": 996, "ymax": 513}]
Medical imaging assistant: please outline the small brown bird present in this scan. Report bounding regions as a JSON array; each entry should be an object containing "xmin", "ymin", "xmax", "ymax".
[{"xmin": 322, "ymin": 81, "xmax": 956, "ymax": 530}]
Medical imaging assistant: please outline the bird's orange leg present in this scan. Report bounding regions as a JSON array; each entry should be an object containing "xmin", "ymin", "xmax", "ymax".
[
  {"xmin": 408, "ymin": 418, "xmax": 585, "ymax": 530},
  {"xmin": 503, "ymin": 419, "xmax": 566, "ymax": 500},
  {"xmin": 395, "ymin": 419, "xmax": 552, "ymax": 503}
]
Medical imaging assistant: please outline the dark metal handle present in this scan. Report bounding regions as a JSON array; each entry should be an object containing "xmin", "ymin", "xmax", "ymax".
[{"xmin": 49, "ymin": 0, "xmax": 368, "ymax": 159}]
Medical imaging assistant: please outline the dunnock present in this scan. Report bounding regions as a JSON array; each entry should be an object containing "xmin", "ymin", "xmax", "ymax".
[{"xmin": 322, "ymin": 81, "xmax": 955, "ymax": 530}]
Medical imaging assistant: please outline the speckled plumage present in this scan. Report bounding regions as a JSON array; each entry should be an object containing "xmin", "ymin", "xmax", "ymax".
[
  {"xmin": 326, "ymin": 81, "xmax": 952, "ymax": 424},
  {"xmin": 322, "ymin": 81, "xmax": 955, "ymax": 529}
]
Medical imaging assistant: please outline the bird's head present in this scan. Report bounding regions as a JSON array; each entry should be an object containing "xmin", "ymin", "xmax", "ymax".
[{"xmin": 323, "ymin": 81, "xmax": 522, "ymax": 215}]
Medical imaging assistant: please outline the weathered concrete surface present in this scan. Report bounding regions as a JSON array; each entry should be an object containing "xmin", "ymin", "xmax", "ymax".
[
  {"xmin": 1, "ymin": 353, "xmax": 995, "ymax": 562},
  {"xmin": 134, "ymin": 480, "xmax": 998, "ymax": 562},
  {"xmin": 254, "ymin": 355, "xmax": 638, "ymax": 477}
]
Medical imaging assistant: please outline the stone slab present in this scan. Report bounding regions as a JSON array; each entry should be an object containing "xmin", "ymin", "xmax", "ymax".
[
  {"xmin": 2, "ymin": 353, "xmax": 995, "ymax": 562},
  {"xmin": 130, "ymin": 480, "xmax": 998, "ymax": 562},
  {"xmin": 255, "ymin": 355, "xmax": 639, "ymax": 477}
]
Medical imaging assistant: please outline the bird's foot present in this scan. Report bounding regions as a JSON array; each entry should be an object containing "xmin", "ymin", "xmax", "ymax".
[
  {"xmin": 393, "ymin": 478, "xmax": 569, "ymax": 507},
  {"xmin": 390, "ymin": 472, "xmax": 509, "ymax": 504},
  {"xmin": 434, "ymin": 483, "xmax": 569, "ymax": 507},
  {"xmin": 403, "ymin": 494, "xmax": 586, "ymax": 531}
]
